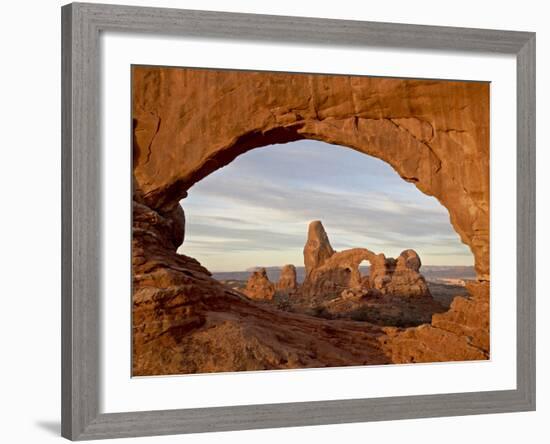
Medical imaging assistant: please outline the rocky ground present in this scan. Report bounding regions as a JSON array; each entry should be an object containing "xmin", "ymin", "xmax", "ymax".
[{"xmin": 220, "ymin": 278, "xmax": 469, "ymax": 326}]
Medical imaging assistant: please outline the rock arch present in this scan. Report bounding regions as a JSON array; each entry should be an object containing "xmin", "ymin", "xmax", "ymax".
[
  {"xmin": 301, "ymin": 221, "xmax": 430, "ymax": 301},
  {"xmin": 131, "ymin": 66, "xmax": 490, "ymax": 375},
  {"xmin": 133, "ymin": 66, "xmax": 489, "ymax": 280}
]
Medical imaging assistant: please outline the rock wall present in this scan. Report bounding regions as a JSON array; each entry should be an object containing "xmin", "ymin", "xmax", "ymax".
[
  {"xmin": 385, "ymin": 281, "xmax": 490, "ymax": 362},
  {"xmin": 383, "ymin": 250, "xmax": 431, "ymax": 298}
]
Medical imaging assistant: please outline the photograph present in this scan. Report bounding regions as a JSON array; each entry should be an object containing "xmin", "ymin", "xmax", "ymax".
[
  {"xmin": 0, "ymin": 1, "xmax": 541, "ymax": 442},
  {"xmin": 131, "ymin": 66, "xmax": 490, "ymax": 376}
]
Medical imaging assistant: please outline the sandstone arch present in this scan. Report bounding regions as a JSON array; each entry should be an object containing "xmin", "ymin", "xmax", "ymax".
[
  {"xmin": 131, "ymin": 66, "xmax": 490, "ymax": 375},
  {"xmin": 301, "ymin": 221, "xmax": 431, "ymax": 301},
  {"xmin": 133, "ymin": 66, "xmax": 489, "ymax": 280}
]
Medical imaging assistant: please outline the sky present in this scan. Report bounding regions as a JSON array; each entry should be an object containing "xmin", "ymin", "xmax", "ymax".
[{"xmin": 177, "ymin": 140, "xmax": 474, "ymax": 271}]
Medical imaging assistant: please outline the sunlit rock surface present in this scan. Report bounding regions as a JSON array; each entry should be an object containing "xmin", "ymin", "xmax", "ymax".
[{"xmin": 132, "ymin": 67, "xmax": 490, "ymax": 375}]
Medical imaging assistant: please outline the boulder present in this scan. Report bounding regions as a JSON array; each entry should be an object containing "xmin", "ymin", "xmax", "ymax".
[
  {"xmin": 381, "ymin": 250, "xmax": 431, "ymax": 298},
  {"xmin": 243, "ymin": 268, "xmax": 276, "ymax": 301}
]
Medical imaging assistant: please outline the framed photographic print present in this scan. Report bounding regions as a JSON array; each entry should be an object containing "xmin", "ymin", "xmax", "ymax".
[{"xmin": 61, "ymin": 2, "xmax": 536, "ymax": 440}]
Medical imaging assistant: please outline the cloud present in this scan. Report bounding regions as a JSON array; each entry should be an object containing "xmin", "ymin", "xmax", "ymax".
[{"xmin": 179, "ymin": 140, "xmax": 473, "ymax": 270}]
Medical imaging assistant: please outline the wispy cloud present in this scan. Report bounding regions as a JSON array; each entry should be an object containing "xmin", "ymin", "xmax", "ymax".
[{"xmin": 178, "ymin": 140, "xmax": 473, "ymax": 271}]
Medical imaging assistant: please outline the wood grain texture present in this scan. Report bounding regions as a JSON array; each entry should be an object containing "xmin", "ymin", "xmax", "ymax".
[
  {"xmin": 61, "ymin": 4, "xmax": 74, "ymax": 438},
  {"xmin": 76, "ymin": 2, "xmax": 532, "ymax": 53},
  {"xmin": 62, "ymin": 3, "xmax": 101, "ymax": 439},
  {"xmin": 61, "ymin": 2, "xmax": 536, "ymax": 440},
  {"xmin": 516, "ymin": 35, "xmax": 536, "ymax": 409},
  {"xmin": 77, "ymin": 390, "xmax": 532, "ymax": 440}
]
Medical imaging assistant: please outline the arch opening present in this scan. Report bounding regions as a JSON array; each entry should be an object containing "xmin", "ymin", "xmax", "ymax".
[
  {"xmin": 178, "ymin": 139, "xmax": 473, "ymax": 318},
  {"xmin": 137, "ymin": 113, "xmax": 488, "ymax": 281},
  {"xmin": 359, "ymin": 259, "xmax": 370, "ymax": 284}
]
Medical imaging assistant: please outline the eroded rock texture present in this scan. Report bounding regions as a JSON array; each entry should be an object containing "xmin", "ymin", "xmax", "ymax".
[
  {"xmin": 133, "ymin": 67, "xmax": 489, "ymax": 279},
  {"xmin": 304, "ymin": 220, "xmax": 335, "ymax": 278},
  {"xmin": 385, "ymin": 250, "xmax": 431, "ymax": 298},
  {"xmin": 276, "ymin": 264, "xmax": 298, "ymax": 295},
  {"xmin": 385, "ymin": 281, "xmax": 490, "ymax": 362},
  {"xmin": 301, "ymin": 221, "xmax": 430, "ymax": 302},
  {"xmin": 132, "ymin": 66, "xmax": 490, "ymax": 375},
  {"xmin": 243, "ymin": 268, "xmax": 276, "ymax": 301}
]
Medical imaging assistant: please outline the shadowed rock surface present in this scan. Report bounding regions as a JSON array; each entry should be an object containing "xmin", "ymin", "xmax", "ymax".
[
  {"xmin": 385, "ymin": 281, "xmax": 489, "ymax": 362},
  {"xmin": 133, "ymin": 67, "xmax": 489, "ymax": 279},
  {"xmin": 304, "ymin": 220, "xmax": 335, "ymax": 278},
  {"xmin": 276, "ymin": 264, "xmax": 298, "ymax": 295},
  {"xmin": 132, "ymin": 67, "xmax": 490, "ymax": 375}
]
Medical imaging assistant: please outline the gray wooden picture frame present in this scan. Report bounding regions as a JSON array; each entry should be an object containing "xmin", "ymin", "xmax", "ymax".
[{"xmin": 61, "ymin": 2, "xmax": 536, "ymax": 440}]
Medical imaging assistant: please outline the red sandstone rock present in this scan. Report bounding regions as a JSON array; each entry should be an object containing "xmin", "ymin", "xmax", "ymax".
[
  {"xmin": 385, "ymin": 281, "xmax": 489, "ymax": 363},
  {"xmin": 132, "ymin": 67, "xmax": 489, "ymax": 279},
  {"xmin": 301, "ymin": 224, "xmax": 430, "ymax": 301},
  {"xmin": 303, "ymin": 221, "xmax": 335, "ymax": 279},
  {"xmin": 383, "ymin": 250, "xmax": 431, "ymax": 298},
  {"xmin": 301, "ymin": 247, "xmax": 377, "ymax": 301},
  {"xmin": 132, "ymin": 202, "xmax": 391, "ymax": 375},
  {"xmin": 276, "ymin": 264, "xmax": 298, "ymax": 294},
  {"xmin": 131, "ymin": 67, "xmax": 491, "ymax": 374},
  {"xmin": 243, "ymin": 268, "xmax": 276, "ymax": 301}
]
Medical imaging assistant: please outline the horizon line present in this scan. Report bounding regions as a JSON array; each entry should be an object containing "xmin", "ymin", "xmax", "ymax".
[{"xmin": 209, "ymin": 264, "xmax": 475, "ymax": 273}]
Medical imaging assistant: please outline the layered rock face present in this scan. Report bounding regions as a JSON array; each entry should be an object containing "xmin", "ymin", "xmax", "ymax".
[
  {"xmin": 385, "ymin": 281, "xmax": 490, "ymax": 362},
  {"xmin": 383, "ymin": 250, "xmax": 431, "ymax": 298},
  {"xmin": 132, "ymin": 66, "xmax": 490, "ymax": 374},
  {"xmin": 133, "ymin": 67, "xmax": 489, "ymax": 280},
  {"xmin": 304, "ymin": 221, "xmax": 335, "ymax": 278}
]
